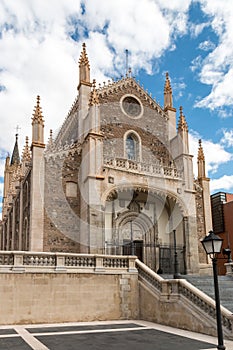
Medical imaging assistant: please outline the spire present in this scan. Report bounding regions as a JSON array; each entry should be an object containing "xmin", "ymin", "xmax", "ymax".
[
  {"xmin": 178, "ymin": 106, "xmax": 188, "ymax": 132},
  {"xmin": 31, "ymin": 95, "xmax": 45, "ymax": 145},
  {"xmin": 197, "ymin": 139, "xmax": 206, "ymax": 179},
  {"xmin": 89, "ymin": 79, "xmax": 99, "ymax": 106},
  {"xmin": 46, "ymin": 129, "xmax": 54, "ymax": 150},
  {"xmin": 10, "ymin": 134, "xmax": 20, "ymax": 165},
  {"xmin": 78, "ymin": 43, "xmax": 91, "ymax": 89},
  {"xmin": 198, "ymin": 139, "xmax": 205, "ymax": 161},
  {"xmin": 32, "ymin": 95, "xmax": 44, "ymax": 126},
  {"xmin": 48, "ymin": 129, "xmax": 53, "ymax": 143},
  {"xmin": 164, "ymin": 72, "xmax": 173, "ymax": 110},
  {"xmin": 22, "ymin": 136, "xmax": 31, "ymax": 162}
]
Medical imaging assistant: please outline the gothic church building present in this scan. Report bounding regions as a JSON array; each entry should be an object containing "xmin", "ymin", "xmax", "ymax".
[{"xmin": 1, "ymin": 44, "xmax": 212, "ymax": 275}]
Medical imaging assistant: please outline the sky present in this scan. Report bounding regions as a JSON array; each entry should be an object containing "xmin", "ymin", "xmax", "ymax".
[{"xmin": 1, "ymin": 0, "xmax": 233, "ymax": 217}]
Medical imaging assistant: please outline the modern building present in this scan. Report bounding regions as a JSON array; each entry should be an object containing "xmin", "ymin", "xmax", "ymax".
[
  {"xmin": 211, "ymin": 191, "xmax": 233, "ymax": 274},
  {"xmin": 1, "ymin": 43, "xmax": 212, "ymax": 275}
]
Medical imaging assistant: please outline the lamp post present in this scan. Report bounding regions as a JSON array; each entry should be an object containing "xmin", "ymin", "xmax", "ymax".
[
  {"xmin": 173, "ymin": 229, "xmax": 181, "ymax": 279},
  {"xmin": 130, "ymin": 220, "xmax": 135, "ymax": 256},
  {"xmin": 201, "ymin": 230, "xmax": 226, "ymax": 350},
  {"xmin": 223, "ymin": 248, "xmax": 232, "ymax": 263}
]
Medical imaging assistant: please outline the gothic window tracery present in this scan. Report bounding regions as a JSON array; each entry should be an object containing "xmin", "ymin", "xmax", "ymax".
[{"xmin": 125, "ymin": 132, "xmax": 140, "ymax": 161}]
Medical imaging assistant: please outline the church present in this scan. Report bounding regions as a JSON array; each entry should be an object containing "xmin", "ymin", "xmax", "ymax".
[{"xmin": 1, "ymin": 43, "xmax": 212, "ymax": 275}]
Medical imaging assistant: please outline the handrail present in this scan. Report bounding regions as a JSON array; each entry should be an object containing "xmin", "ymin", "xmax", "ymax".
[
  {"xmin": 136, "ymin": 258, "xmax": 163, "ymax": 292},
  {"xmin": 103, "ymin": 156, "xmax": 182, "ymax": 179},
  {"xmin": 135, "ymin": 259, "xmax": 233, "ymax": 333},
  {"xmin": 0, "ymin": 251, "xmax": 137, "ymax": 273}
]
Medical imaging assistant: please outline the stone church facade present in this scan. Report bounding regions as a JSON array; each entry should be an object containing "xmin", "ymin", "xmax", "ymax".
[{"xmin": 1, "ymin": 44, "xmax": 212, "ymax": 274}]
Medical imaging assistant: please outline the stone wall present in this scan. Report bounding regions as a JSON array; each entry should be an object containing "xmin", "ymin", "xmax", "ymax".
[
  {"xmin": 0, "ymin": 271, "xmax": 139, "ymax": 325},
  {"xmin": 139, "ymin": 281, "xmax": 216, "ymax": 337},
  {"xmin": 43, "ymin": 149, "xmax": 81, "ymax": 252}
]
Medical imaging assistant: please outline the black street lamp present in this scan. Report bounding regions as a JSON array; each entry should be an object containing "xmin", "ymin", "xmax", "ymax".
[
  {"xmin": 173, "ymin": 230, "xmax": 181, "ymax": 279},
  {"xmin": 130, "ymin": 220, "xmax": 135, "ymax": 256},
  {"xmin": 201, "ymin": 230, "xmax": 226, "ymax": 350}
]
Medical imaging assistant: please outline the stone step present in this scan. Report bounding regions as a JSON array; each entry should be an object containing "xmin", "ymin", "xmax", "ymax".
[
  {"xmin": 161, "ymin": 274, "xmax": 233, "ymax": 312},
  {"xmin": 183, "ymin": 275, "xmax": 233, "ymax": 312}
]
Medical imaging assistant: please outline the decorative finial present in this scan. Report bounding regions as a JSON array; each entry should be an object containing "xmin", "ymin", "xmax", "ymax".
[
  {"xmin": 10, "ymin": 133, "xmax": 20, "ymax": 166},
  {"xmin": 164, "ymin": 72, "xmax": 172, "ymax": 92},
  {"xmin": 197, "ymin": 138, "xmax": 206, "ymax": 178},
  {"xmin": 32, "ymin": 95, "xmax": 44, "ymax": 125},
  {"xmin": 178, "ymin": 106, "xmax": 188, "ymax": 132},
  {"xmin": 78, "ymin": 42, "xmax": 91, "ymax": 87},
  {"xmin": 89, "ymin": 79, "xmax": 99, "ymax": 106},
  {"xmin": 47, "ymin": 129, "xmax": 54, "ymax": 149},
  {"xmin": 164, "ymin": 72, "xmax": 173, "ymax": 110},
  {"xmin": 22, "ymin": 136, "xmax": 31, "ymax": 162},
  {"xmin": 79, "ymin": 42, "xmax": 90, "ymax": 68},
  {"xmin": 198, "ymin": 139, "xmax": 205, "ymax": 161}
]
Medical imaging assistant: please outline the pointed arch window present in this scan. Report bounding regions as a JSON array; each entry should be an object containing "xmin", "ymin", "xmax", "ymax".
[{"xmin": 125, "ymin": 132, "xmax": 140, "ymax": 161}]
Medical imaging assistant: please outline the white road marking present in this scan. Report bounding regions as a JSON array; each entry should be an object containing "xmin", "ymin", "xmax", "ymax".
[{"xmin": 14, "ymin": 326, "xmax": 49, "ymax": 350}]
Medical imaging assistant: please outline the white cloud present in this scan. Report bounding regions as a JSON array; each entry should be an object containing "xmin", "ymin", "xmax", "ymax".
[
  {"xmin": 221, "ymin": 129, "xmax": 233, "ymax": 147},
  {"xmin": 0, "ymin": 182, "xmax": 3, "ymax": 197},
  {"xmin": 198, "ymin": 40, "xmax": 215, "ymax": 51},
  {"xmin": 189, "ymin": 22, "xmax": 210, "ymax": 37},
  {"xmin": 190, "ymin": 55, "xmax": 203, "ymax": 72},
  {"xmin": 189, "ymin": 131, "xmax": 232, "ymax": 177},
  {"xmin": 196, "ymin": 68, "xmax": 233, "ymax": 109},
  {"xmin": 0, "ymin": 157, "xmax": 5, "ymax": 179},
  {"xmin": 172, "ymin": 80, "xmax": 186, "ymax": 99},
  {"xmin": 210, "ymin": 175, "xmax": 233, "ymax": 193},
  {"xmin": 195, "ymin": 0, "xmax": 233, "ymax": 110},
  {"xmin": 0, "ymin": 0, "xmax": 195, "ymax": 185},
  {"xmin": 81, "ymin": 0, "xmax": 191, "ymax": 73},
  {"xmin": 0, "ymin": 0, "xmax": 84, "ymax": 149}
]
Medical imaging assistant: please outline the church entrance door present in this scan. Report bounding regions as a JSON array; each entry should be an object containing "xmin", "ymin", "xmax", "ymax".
[{"xmin": 123, "ymin": 239, "xmax": 143, "ymax": 261}]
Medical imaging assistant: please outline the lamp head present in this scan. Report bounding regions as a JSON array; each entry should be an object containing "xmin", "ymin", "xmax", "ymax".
[{"xmin": 201, "ymin": 230, "xmax": 223, "ymax": 258}]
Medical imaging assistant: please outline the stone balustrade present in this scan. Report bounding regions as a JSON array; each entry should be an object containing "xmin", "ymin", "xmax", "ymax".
[
  {"xmin": 136, "ymin": 259, "xmax": 233, "ymax": 338},
  {"xmin": 0, "ymin": 251, "xmax": 137, "ymax": 274},
  {"xmin": 103, "ymin": 157, "xmax": 182, "ymax": 179}
]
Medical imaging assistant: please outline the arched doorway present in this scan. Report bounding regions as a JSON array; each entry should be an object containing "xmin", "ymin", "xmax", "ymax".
[
  {"xmin": 104, "ymin": 187, "xmax": 187, "ymax": 273},
  {"xmin": 114, "ymin": 209, "xmax": 155, "ymax": 269}
]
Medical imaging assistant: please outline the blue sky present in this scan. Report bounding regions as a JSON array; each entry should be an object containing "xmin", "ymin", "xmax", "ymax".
[{"xmin": 1, "ymin": 0, "xmax": 233, "ymax": 218}]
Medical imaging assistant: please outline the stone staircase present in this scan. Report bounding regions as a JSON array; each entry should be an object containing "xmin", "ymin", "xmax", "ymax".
[
  {"xmin": 184, "ymin": 275, "xmax": 233, "ymax": 313},
  {"xmin": 162, "ymin": 274, "xmax": 233, "ymax": 313}
]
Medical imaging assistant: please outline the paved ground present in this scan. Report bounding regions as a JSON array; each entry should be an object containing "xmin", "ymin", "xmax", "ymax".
[{"xmin": 0, "ymin": 320, "xmax": 233, "ymax": 350}]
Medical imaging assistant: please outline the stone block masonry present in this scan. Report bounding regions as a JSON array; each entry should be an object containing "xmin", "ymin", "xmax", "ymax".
[
  {"xmin": 0, "ymin": 253, "xmax": 139, "ymax": 325},
  {"xmin": 0, "ymin": 272, "xmax": 139, "ymax": 325}
]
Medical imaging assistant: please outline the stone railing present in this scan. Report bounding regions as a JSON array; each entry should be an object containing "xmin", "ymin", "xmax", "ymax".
[
  {"xmin": 0, "ymin": 251, "xmax": 137, "ymax": 274},
  {"xmin": 136, "ymin": 258, "xmax": 163, "ymax": 292},
  {"xmin": 136, "ymin": 259, "xmax": 233, "ymax": 337},
  {"xmin": 178, "ymin": 280, "xmax": 233, "ymax": 333},
  {"xmin": 103, "ymin": 157, "xmax": 182, "ymax": 179}
]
